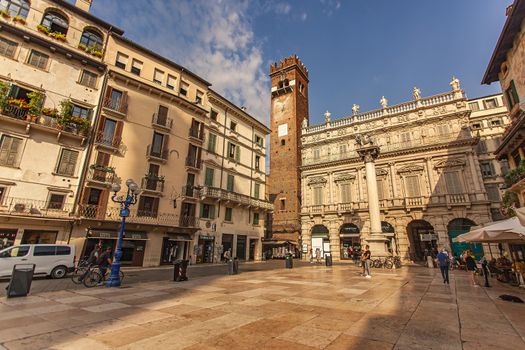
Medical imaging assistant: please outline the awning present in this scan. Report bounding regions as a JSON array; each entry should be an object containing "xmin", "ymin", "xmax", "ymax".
[
  {"xmin": 262, "ymin": 240, "xmax": 297, "ymax": 245},
  {"xmin": 452, "ymin": 217, "xmax": 525, "ymax": 243}
]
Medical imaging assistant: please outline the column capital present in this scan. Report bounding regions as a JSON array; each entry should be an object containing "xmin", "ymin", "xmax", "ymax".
[{"xmin": 357, "ymin": 145, "xmax": 380, "ymax": 163}]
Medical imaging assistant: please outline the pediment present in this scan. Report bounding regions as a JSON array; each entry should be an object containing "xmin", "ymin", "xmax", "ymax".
[
  {"xmin": 434, "ymin": 159, "xmax": 465, "ymax": 168},
  {"xmin": 308, "ymin": 176, "xmax": 327, "ymax": 185},
  {"xmin": 397, "ymin": 164, "xmax": 424, "ymax": 173},
  {"xmin": 334, "ymin": 173, "xmax": 356, "ymax": 182}
]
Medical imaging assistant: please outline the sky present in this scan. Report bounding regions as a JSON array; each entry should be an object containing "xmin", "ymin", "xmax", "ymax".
[{"xmin": 87, "ymin": 0, "xmax": 509, "ymax": 126}]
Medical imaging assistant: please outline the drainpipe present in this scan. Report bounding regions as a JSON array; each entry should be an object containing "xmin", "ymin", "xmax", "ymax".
[
  {"xmin": 67, "ymin": 30, "xmax": 113, "ymax": 244},
  {"xmin": 218, "ymin": 107, "xmax": 228, "ymax": 218}
]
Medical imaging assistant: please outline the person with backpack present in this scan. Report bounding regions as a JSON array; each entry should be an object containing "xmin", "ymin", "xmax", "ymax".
[
  {"xmin": 437, "ymin": 248, "xmax": 450, "ymax": 284},
  {"xmin": 361, "ymin": 245, "xmax": 371, "ymax": 278}
]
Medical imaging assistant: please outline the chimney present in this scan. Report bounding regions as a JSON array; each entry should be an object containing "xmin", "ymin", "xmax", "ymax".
[{"xmin": 75, "ymin": 0, "xmax": 92, "ymax": 12}]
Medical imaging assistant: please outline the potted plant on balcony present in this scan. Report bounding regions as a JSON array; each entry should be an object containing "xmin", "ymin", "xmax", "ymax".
[
  {"xmin": 502, "ymin": 191, "xmax": 519, "ymax": 218},
  {"xmin": 145, "ymin": 173, "xmax": 165, "ymax": 182},
  {"xmin": 0, "ymin": 81, "xmax": 10, "ymax": 111},
  {"xmin": 26, "ymin": 91, "xmax": 43, "ymax": 123},
  {"xmin": 56, "ymin": 100, "xmax": 74, "ymax": 130},
  {"xmin": 41, "ymin": 107, "xmax": 58, "ymax": 118},
  {"xmin": 0, "ymin": 9, "xmax": 10, "ymax": 18},
  {"xmin": 36, "ymin": 24, "xmax": 49, "ymax": 34},
  {"xmin": 49, "ymin": 31, "xmax": 67, "ymax": 42},
  {"xmin": 12, "ymin": 15, "xmax": 26, "ymax": 24},
  {"xmin": 70, "ymin": 115, "xmax": 90, "ymax": 135}
]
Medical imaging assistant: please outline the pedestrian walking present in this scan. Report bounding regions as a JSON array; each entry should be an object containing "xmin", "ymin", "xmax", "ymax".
[
  {"xmin": 437, "ymin": 248, "xmax": 450, "ymax": 284},
  {"xmin": 464, "ymin": 250, "xmax": 478, "ymax": 286},
  {"xmin": 361, "ymin": 245, "xmax": 371, "ymax": 278},
  {"xmin": 315, "ymin": 248, "xmax": 321, "ymax": 264},
  {"xmin": 308, "ymin": 248, "xmax": 314, "ymax": 264},
  {"xmin": 223, "ymin": 248, "xmax": 231, "ymax": 262}
]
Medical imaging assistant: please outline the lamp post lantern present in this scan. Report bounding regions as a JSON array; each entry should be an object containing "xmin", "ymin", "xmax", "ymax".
[{"xmin": 106, "ymin": 179, "xmax": 140, "ymax": 288}]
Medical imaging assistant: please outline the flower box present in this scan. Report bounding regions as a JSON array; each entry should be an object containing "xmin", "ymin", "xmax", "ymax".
[
  {"xmin": 13, "ymin": 16, "xmax": 26, "ymax": 24},
  {"xmin": 0, "ymin": 10, "xmax": 10, "ymax": 18},
  {"xmin": 37, "ymin": 24, "xmax": 49, "ymax": 34}
]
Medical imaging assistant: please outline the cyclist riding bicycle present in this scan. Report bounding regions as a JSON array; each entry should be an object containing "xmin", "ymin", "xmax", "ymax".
[{"xmin": 97, "ymin": 247, "xmax": 113, "ymax": 285}]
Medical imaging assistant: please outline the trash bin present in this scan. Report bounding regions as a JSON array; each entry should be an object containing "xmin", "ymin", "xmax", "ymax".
[
  {"xmin": 285, "ymin": 255, "xmax": 293, "ymax": 269},
  {"xmin": 325, "ymin": 254, "xmax": 333, "ymax": 267},
  {"xmin": 173, "ymin": 260, "xmax": 182, "ymax": 281},
  {"xmin": 6, "ymin": 264, "xmax": 35, "ymax": 298},
  {"xmin": 173, "ymin": 260, "xmax": 189, "ymax": 282},
  {"xmin": 228, "ymin": 258, "xmax": 239, "ymax": 275}
]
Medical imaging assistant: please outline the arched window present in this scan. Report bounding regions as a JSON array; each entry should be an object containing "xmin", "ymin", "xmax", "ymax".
[
  {"xmin": 1, "ymin": 0, "xmax": 30, "ymax": 18},
  {"xmin": 41, "ymin": 10, "xmax": 68, "ymax": 34},
  {"xmin": 80, "ymin": 28, "xmax": 102, "ymax": 49}
]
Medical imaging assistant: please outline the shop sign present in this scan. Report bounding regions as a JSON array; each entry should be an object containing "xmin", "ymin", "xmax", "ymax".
[
  {"xmin": 200, "ymin": 235, "xmax": 215, "ymax": 241},
  {"xmin": 302, "ymin": 244, "xmax": 308, "ymax": 253},
  {"xmin": 420, "ymin": 233, "xmax": 438, "ymax": 242}
]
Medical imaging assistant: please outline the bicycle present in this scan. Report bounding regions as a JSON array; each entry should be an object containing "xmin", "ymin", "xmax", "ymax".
[
  {"xmin": 372, "ymin": 258, "xmax": 383, "ymax": 268},
  {"xmin": 71, "ymin": 259, "xmax": 91, "ymax": 284},
  {"xmin": 83, "ymin": 266, "xmax": 124, "ymax": 288},
  {"xmin": 384, "ymin": 256, "xmax": 402, "ymax": 269}
]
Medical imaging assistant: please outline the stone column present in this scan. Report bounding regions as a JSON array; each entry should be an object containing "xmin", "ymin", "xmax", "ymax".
[
  {"xmin": 467, "ymin": 151, "xmax": 482, "ymax": 193},
  {"xmin": 357, "ymin": 145, "xmax": 389, "ymax": 257},
  {"xmin": 357, "ymin": 167, "xmax": 363, "ymax": 202},
  {"xmin": 389, "ymin": 162, "xmax": 397, "ymax": 198}
]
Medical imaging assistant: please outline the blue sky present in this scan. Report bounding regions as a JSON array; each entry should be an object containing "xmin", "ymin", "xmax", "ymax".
[{"xmin": 88, "ymin": 0, "xmax": 508, "ymax": 126}]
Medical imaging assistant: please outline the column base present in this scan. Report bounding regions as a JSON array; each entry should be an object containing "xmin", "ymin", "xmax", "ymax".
[{"xmin": 365, "ymin": 234, "xmax": 390, "ymax": 258}]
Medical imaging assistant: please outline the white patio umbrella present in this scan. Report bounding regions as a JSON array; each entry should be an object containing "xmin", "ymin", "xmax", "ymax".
[
  {"xmin": 515, "ymin": 207, "xmax": 525, "ymax": 226},
  {"xmin": 453, "ymin": 217, "xmax": 525, "ymax": 243}
]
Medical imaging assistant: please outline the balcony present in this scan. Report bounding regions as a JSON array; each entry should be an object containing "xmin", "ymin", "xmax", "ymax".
[
  {"xmin": 141, "ymin": 176, "xmax": 165, "ymax": 194},
  {"xmin": 152, "ymin": 113, "xmax": 173, "ymax": 130},
  {"xmin": 146, "ymin": 145, "xmax": 169, "ymax": 163},
  {"xmin": 189, "ymin": 127, "xmax": 204, "ymax": 142},
  {"xmin": 0, "ymin": 197, "xmax": 73, "ymax": 219},
  {"xmin": 95, "ymin": 131, "xmax": 122, "ymax": 150},
  {"xmin": 1, "ymin": 105, "xmax": 90, "ymax": 138},
  {"xmin": 200, "ymin": 186, "xmax": 273, "ymax": 210},
  {"xmin": 185, "ymin": 156, "xmax": 202, "ymax": 170},
  {"xmin": 181, "ymin": 185, "xmax": 200, "ymax": 199},
  {"xmin": 102, "ymin": 97, "xmax": 127, "ymax": 117},
  {"xmin": 86, "ymin": 165, "xmax": 115, "ymax": 186},
  {"xmin": 78, "ymin": 205, "xmax": 178, "ymax": 226},
  {"xmin": 179, "ymin": 215, "xmax": 198, "ymax": 228}
]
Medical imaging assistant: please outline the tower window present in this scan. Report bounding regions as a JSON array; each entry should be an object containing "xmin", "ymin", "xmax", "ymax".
[
  {"xmin": 280, "ymin": 199, "xmax": 286, "ymax": 210},
  {"xmin": 281, "ymin": 139, "xmax": 285, "ymax": 146}
]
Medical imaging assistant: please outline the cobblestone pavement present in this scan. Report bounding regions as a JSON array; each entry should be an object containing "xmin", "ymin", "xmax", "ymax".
[{"xmin": 1, "ymin": 264, "xmax": 524, "ymax": 349}]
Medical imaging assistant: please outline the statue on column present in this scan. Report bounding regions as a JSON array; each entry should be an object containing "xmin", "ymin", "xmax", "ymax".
[
  {"xmin": 355, "ymin": 133, "xmax": 373, "ymax": 147},
  {"xmin": 380, "ymin": 96, "xmax": 388, "ymax": 109},
  {"xmin": 352, "ymin": 104, "xmax": 360, "ymax": 115},
  {"xmin": 450, "ymin": 76, "xmax": 461, "ymax": 91},
  {"xmin": 413, "ymin": 87, "xmax": 421, "ymax": 100}
]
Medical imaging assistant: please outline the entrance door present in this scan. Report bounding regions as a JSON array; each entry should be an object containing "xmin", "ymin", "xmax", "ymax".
[
  {"xmin": 448, "ymin": 218, "xmax": 482, "ymax": 259},
  {"xmin": 249, "ymin": 239, "xmax": 256, "ymax": 260},
  {"xmin": 131, "ymin": 241, "xmax": 145, "ymax": 266},
  {"xmin": 236, "ymin": 235, "xmax": 247, "ymax": 260}
]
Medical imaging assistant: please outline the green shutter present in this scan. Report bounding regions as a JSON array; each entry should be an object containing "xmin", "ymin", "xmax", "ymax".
[
  {"xmin": 205, "ymin": 168, "xmax": 214, "ymax": 186},
  {"xmin": 227, "ymin": 175, "xmax": 234, "ymax": 192},
  {"xmin": 254, "ymin": 183, "xmax": 260, "ymax": 199},
  {"xmin": 208, "ymin": 134, "xmax": 216, "ymax": 152},
  {"xmin": 200, "ymin": 204, "xmax": 205, "ymax": 218},
  {"xmin": 235, "ymin": 144, "xmax": 240, "ymax": 162},
  {"xmin": 209, "ymin": 205, "xmax": 215, "ymax": 219}
]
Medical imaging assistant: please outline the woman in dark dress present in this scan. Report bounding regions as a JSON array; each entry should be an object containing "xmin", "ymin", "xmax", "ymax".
[{"xmin": 464, "ymin": 250, "xmax": 478, "ymax": 286}]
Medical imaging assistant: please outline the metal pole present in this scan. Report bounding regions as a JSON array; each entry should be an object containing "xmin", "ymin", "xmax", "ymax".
[{"xmin": 106, "ymin": 189, "xmax": 130, "ymax": 288}]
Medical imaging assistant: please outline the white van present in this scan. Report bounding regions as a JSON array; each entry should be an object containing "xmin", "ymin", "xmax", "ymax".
[{"xmin": 0, "ymin": 244, "xmax": 75, "ymax": 279}]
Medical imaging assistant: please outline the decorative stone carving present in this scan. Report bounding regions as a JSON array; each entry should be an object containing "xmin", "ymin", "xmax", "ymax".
[
  {"xmin": 302, "ymin": 118, "xmax": 308, "ymax": 129},
  {"xmin": 352, "ymin": 104, "xmax": 360, "ymax": 115},
  {"xmin": 324, "ymin": 110, "xmax": 331, "ymax": 123},
  {"xmin": 334, "ymin": 173, "xmax": 356, "ymax": 182},
  {"xmin": 308, "ymin": 176, "xmax": 327, "ymax": 185},
  {"xmin": 357, "ymin": 146, "xmax": 380, "ymax": 163},
  {"xmin": 397, "ymin": 164, "xmax": 424, "ymax": 173},
  {"xmin": 434, "ymin": 159, "xmax": 465, "ymax": 168},
  {"xmin": 355, "ymin": 133, "xmax": 374, "ymax": 146},
  {"xmin": 450, "ymin": 76, "xmax": 461, "ymax": 91},
  {"xmin": 376, "ymin": 168, "xmax": 389, "ymax": 176}
]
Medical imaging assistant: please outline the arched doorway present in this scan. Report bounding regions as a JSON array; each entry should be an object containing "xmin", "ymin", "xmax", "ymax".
[
  {"xmin": 381, "ymin": 221, "xmax": 396, "ymax": 255},
  {"xmin": 311, "ymin": 225, "xmax": 330, "ymax": 257},
  {"xmin": 407, "ymin": 220, "xmax": 436, "ymax": 261},
  {"xmin": 339, "ymin": 223, "xmax": 360, "ymax": 260},
  {"xmin": 448, "ymin": 218, "xmax": 483, "ymax": 259}
]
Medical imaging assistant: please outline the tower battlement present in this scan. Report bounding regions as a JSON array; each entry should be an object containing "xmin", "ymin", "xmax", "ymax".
[{"xmin": 270, "ymin": 54, "xmax": 309, "ymax": 77}]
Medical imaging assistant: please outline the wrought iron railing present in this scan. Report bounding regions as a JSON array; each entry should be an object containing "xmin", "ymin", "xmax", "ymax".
[
  {"xmin": 102, "ymin": 97, "xmax": 127, "ymax": 115},
  {"xmin": 87, "ymin": 165, "xmax": 115, "ymax": 184},
  {"xmin": 147, "ymin": 145, "xmax": 169, "ymax": 161},
  {"xmin": 0, "ymin": 197, "xmax": 73, "ymax": 218},
  {"xmin": 200, "ymin": 186, "xmax": 273, "ymax": 210},
  {"xmin": 152, "ymin": 113, "xmax": 173, "ymax": 129},
  {"xmin": 141, "ymin": 177, "xmax": 164, "ymax": 192},
  {"xmin": 78, "ymin": 205, "xmax": 178, "ymax": 225}
]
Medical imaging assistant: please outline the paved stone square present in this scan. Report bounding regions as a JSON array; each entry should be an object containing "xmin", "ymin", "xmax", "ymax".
[{"xmin": 1, "ymin": 264, "xmax": 525, "ymax": 349}]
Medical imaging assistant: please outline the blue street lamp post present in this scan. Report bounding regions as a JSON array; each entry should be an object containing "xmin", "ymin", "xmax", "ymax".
[{"xmin": 106, "ymin": 179, "xmax": 140, "ymax": 288}]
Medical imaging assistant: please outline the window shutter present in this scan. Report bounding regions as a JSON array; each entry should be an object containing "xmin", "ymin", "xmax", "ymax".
[
  {"xmin": 205, "ymin": 168, "xmax": 214, "ymax": 187},
  {"xmin": 1, "ymin": 137, "xmax": 22, "ymax": 167},
  {"xmin": 162, "ymin": 134, "xmax": 169, "ymax": 155},
  {"xmin": 58, "ymin": 149, "xmax": 78, "ymax": 176},
  {"xmin": 209, "ymin": 205, "xmax": 215, "ymax": 219},
  {"xmin": 405, "ymin": 176, "xmax": 420, "ymax": 197},
  {"xmin": 208, "ymin": 134, "xmax": 216, "ymax": 152},
  {"xmin": 152, "ymin": 198, "xmax": 159, "ymax": 217},
  {"xmin": 97, "ymin": 190, "xmax": 109, "ymax": 219},
  {"xmin": 97, "ymin": 115, "xmax": 106, "ymax": 136},
  {"xmin": 340, "ymin": 184, "xmax": 351, "ymax": 203},
  {"xmin": 227, "ymin": 175, "xmax": 234, "ymax": 192},
  {"xmin": 377, "ymin": 180, "xmax": 384, "ymax": 200},
  {"xmin": 104, "ymin": 86, "xmax": 113, "ymax": 101},
  {"xmin": 235, "ymin": 144, "xmax": 240, "ymax": 162},
  {"xmin": 114, "ymin": 120, "xmax": 124, "ymax": 146},
  {"xmin": 444, "ymin": 172, "xmax": 462, "ymax": 194},
  {"xmin": 511, "ymin": 80, "xmax": 520, "ymax": 105},
  {"xmin": 200, "ymin": 204, "xmax": 204, "ymax": 218},
  {"xmin": 254, "ymin": 183, "xmax": 260, "ymax": 199}
]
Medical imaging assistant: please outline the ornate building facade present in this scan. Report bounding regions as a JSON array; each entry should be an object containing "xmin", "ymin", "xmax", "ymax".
[{"xmin": 300, "ymin": 80, "xmax": 508, "ymax": 262}]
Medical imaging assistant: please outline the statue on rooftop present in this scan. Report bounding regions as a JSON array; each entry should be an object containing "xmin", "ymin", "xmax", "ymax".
[
  {"xmin": 413, "ymin": 87, "xmax": 421, "ymax": 100},
  {"xmin": 324, "ymin": 110, "xmax": 331, "ymax": 123},
  {"xmin": 380, "ymin": 96, "xmax": 388, "ymax": 109},
  {"xmin": 302, "ymin": 117, "xmax": 308, "ymax": 129},
  {"xmin": 450, "ymin": 76, "xmax": 461, "ymax": 91},
  {"xmin": 352, "ymin": 104, "xmax": 360, "ymax": 115}
]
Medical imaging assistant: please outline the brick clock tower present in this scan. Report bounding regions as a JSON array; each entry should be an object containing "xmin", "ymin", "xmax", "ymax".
[{"xmin": 268, "ymin": 55, "xmax": 309, "ymax": 250}]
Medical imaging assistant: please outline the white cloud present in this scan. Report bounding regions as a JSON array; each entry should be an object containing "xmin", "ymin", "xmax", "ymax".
[
  {"xmin": 275, "ymin": 2, "xmax": 292, "ymax": 15},
  {"xmin": 92, "ymin": 0, "xmax": 270, "ymax": 125},
  {"xmin": 301, "ymin": 12, "xmax": 308, "ymax": 21}
]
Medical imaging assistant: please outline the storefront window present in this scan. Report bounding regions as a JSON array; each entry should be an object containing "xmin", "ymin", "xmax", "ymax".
[
  {"xmin": 237, "ymin": 235, "xmax": 247, "ymax": 260},
  {"xmin": 21, "ymin": 230, "xmax": 57, "ymax": 244},
  {"xmin": 0, "ymin": 229, "xmax": 17, "ymax": 249}
]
